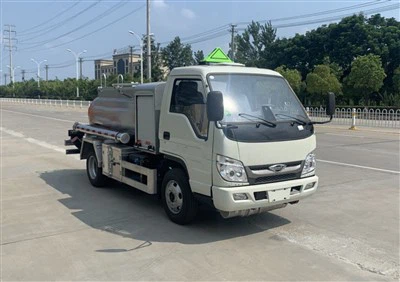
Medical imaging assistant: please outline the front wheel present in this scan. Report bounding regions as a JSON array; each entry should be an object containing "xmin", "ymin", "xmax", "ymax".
[
  {"xmin": 86, "ymin": 148, "xmax": 108, "ymax": 187},
  {"xmin": 161, "ymin": 168, "xmax": 198, "ymax": 225}
]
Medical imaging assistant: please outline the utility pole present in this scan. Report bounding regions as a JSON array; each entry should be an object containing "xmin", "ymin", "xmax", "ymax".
[
  {"xmin": 146, "ymin": 0, "xmax": 151, "ymax": 82},
  {"xmin": 3, "ymin": 24, "xmax": 17, "ymax": 84},
  {"xmin": 4, "ymin": 73, "xmax": 7, "ymax": 85},
  {"xmin": 130, "ymin": 45, "xmax": 134, "ymax": 81},
  {"xmin": 229, "ymin": 24, "xmax": 237, "ymax": 61},
  {"xmin": 45, "ymin": 65, "xmax": 49, "ymax": 81},
  {"xmin": 79, "ymin": 57, "xmax": 83, "ymax": 79},
  {"xmin": 21, "ymin": 69, "xmax": 26, "ymax": 81}
]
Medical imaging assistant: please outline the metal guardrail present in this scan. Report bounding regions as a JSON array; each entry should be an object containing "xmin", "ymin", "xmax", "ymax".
[
  {"xmin": 0, "ymin": 98, "xmax": 91, "ymax": 108},
  {"xmin": 306, "ymin": 107, "xmax": 400, "ymax": 128},
  {"xmin": 1, "ymin": 98, "xmax": 399, "ymax": 128}
]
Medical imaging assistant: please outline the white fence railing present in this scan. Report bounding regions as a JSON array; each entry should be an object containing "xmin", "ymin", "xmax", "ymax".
[
  {"xmin": 1, "ymin": 98, "xmax": 399, "ymax": 128},
  {"xmin": 0, "ymin": 98, "xmax": 91, "ymax": 108},
  {"xmin": 306, "ymin": 107, "xmax": 400, "ymax": 128}
]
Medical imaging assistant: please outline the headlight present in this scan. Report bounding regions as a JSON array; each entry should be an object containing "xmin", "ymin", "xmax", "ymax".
[
  {"xmin": 216, "ymin": 155, "xmax": 248, "ymax": 182},
  {"xmin": 301, "ymin": 152, "xmax": 316, "ymax": 177}
]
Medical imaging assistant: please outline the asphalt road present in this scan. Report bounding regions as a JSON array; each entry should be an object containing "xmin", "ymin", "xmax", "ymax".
[{"xmin": 1, "ymin": 103, "xmax": 399, "ymax": 281}]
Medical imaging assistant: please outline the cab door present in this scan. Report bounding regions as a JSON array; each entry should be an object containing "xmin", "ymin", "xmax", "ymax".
[{"xmin": 159, "ymin": 76, "xmax": 213, "ymax": 196}]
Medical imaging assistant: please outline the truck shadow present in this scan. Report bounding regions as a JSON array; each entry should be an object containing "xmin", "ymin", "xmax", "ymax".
[{"xmin": 40, "ymin": 169, "xmax": 291, "ymax": 246}]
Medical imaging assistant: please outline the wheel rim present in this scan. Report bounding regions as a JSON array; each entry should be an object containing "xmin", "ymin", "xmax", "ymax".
[
  {"xmin": 165, "ymin": 180, "xmax": 183, "ymax": 214},
  {"xmin": 88, "ymin": 155, "xmax": 97, "ymax": 180}
]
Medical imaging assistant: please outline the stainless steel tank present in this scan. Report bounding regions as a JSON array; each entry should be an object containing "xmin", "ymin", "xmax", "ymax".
[
  {"xmin": 88, "ymin": 87, "xmax": 137, "ymax": 135},
  {"xmin": 88, "ymin": 83, "xmax": 166, "ymax": 138}
]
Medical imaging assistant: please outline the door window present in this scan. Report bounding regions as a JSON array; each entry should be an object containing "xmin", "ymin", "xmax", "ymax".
[{"xmin": 170, "ymin": 79, "xmax": 208, "ymax": 138}]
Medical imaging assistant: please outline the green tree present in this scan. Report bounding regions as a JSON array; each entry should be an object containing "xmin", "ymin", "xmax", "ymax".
[
  {"xmin": 271, "ymin": 14, "xmax": 399, "ymax": 100},
  {"xmin": 162, "ymin": 36, "xmax": 194, "ymax": 71},
  {"xmin": 193, "ymin": 50, "xmax": 204, "ymax": 64},
  {"xmin": 306, "ymin": 65, "xmax": 342, "ymax": 104},
  {"xmin": 141, "ymin": 35, "xmax": 165, "ymax": 82},
  {"xmin": 275, "ymin": 66, "xmax": 302, "ymax": 94},
  {"xmin": 345, "ymin": 54, "xmax": 386, "ymax": 105},
  {"xmin": 235, "ymin": 21, "xmax": 277, "ymax": 68},
  {"xmin": 392, "ymin": 66, "xmax": 400, "ymax": 93}
]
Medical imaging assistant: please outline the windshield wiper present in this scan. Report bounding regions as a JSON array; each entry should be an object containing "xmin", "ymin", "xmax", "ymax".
[
  {"xmin": 275, "ymin": 113, "xmax": 309, "ymax": 126},
  {"xmin": 238, "ymin": 113, "xmax": 276, "ymax": 128}
]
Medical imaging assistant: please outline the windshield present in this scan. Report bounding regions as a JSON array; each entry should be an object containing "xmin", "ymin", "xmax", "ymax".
[{"xmin": 207, "ymin": 73, "xmax": 308, "ymax": 124}]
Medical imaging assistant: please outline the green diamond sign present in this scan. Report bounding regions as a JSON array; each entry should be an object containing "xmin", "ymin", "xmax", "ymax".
[{"xmin": 202, "ymin": 47, "xmax": 233, "ymax": 63}]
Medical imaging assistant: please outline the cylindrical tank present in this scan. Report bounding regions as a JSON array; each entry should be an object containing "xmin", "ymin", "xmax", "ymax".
[{"xmin": 88, "ymin": 87, "xmax": 136, "ymax": 135}]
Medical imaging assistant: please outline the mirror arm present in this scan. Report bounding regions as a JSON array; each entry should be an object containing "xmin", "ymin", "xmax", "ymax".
[
  {"xmin": 214, "ymin": 121, "xmax": 224, "ymax": 129},
  {"xmin": 310, "ymin": 115, "xmax": 333, "ymax": 125}
]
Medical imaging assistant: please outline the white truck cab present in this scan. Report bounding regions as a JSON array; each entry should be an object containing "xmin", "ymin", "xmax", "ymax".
[{"xmin": 66, "ymin": 49, "xmax": 335, "ymax": 224}]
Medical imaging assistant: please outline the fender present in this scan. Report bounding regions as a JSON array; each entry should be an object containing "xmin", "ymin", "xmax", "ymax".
[{"xmin": 80, "ymin": 137, "xmax": 103, "ymax": 167}]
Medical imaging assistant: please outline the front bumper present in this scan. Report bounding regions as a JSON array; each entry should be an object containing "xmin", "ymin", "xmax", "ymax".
[{"xmin": 212, "ymin": 176, "xmax": 318, "ymax": 212}]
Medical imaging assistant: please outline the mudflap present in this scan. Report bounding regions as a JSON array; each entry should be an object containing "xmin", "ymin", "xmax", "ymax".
[{"xmin": 65, "ymin": 130, "xmax": 84, "ymax": 154}]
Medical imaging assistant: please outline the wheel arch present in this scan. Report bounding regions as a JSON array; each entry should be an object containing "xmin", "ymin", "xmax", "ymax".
[
  {"xmin": 81, "ymin": 138, "xmax": 103, "ymax": 167},
  {"xmin": 157, "ymin": 155, "xmax": 189, "ymax": 196}
]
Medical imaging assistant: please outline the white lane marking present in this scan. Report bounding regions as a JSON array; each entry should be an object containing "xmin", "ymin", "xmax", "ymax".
[
  {"xmin": 1, "ymin": 109, "xmax": 77, "ymax": 123},
  {"xmin": 317, "ymin": 159, "xmax": 400, "ymax": 174},
  {"xmin": 324, "ymin": 133, "xmax": 365, "ymax": 138},
  {"xmin": 25, "ymin": 137, "xmax": 65, "ymax": 153},
  {"xmin": 0, "ymin": 127, "xmax": 79, "ymax": 159}
]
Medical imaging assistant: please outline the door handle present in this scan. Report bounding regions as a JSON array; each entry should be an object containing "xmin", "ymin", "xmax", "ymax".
[{"xmin": 163, "ymin": 131, "xmax": 170, "ymax": 140}]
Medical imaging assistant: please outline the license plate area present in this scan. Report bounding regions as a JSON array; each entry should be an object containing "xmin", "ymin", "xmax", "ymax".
[{"xmin": 268, "ymin": 188, "xmax": 290, "ymax": 202}]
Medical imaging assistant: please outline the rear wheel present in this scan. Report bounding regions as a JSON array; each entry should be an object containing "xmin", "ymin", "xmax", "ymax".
[
  {"xmin": 86, "ymin": 148, "xmax": 108, "ymax": 187},
  {"xmin": 161, "ymin": 168, "xmax": 198, "ymax": 225}
]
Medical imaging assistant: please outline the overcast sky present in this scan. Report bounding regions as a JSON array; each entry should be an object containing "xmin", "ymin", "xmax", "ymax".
[{"xmin": 1, "ymin": 0, "xmax": 399, "ymax": 82}]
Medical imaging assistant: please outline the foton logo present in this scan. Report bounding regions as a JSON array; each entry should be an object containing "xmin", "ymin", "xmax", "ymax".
[{"xmin": 268, "ymin": 164, "xmax": 287, "ymax": 172}]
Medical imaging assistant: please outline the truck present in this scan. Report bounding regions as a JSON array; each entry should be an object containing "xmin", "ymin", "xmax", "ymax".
[{"xmin": 65, "ymin": 48, "xmax": 335, "ymax": 224}]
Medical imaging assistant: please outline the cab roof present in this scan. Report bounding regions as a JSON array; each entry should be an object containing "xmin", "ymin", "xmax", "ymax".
[{"xmin": 170, "ymin": 65, "xmax": 283, "ymax": 78}]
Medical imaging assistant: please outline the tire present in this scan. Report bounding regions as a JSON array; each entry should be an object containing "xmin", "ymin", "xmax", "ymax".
[
  {"xmin": 86, "ymin": 148, "xmax": 108, "ymax": 187},
  {"xmin": 161, "ymin": 168, "xmax": 198, "ymax": 225}
]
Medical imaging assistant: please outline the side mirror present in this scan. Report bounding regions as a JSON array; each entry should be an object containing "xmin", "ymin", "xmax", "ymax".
[
  {"xmin": 326, "ymin": 92, "xmax": 336, "ymax": 116},
  {"xmin": 207, "ymin": 91, "xmax": 224, "ymax": 122}
]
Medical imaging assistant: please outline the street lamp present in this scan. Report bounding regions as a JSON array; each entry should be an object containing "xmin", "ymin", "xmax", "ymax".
[
  {"xmin": 67, "ymin": 48, "xmax": 87, "ymax": 98},
  {"xmin": 128, "ymin": 30, "xmax": 143, "ymax": 84},
  {"xmin": 30, "ymin": 58, "xmax": 46, "ymax": 88}
]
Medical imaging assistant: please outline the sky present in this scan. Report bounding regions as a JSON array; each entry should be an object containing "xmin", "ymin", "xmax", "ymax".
[{"xmin": 1, "ymin": 0, "xmax": 399, "ymax": 83}]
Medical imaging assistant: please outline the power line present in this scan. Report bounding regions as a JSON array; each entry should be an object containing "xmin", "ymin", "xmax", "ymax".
[
  {"xmin": 174, "ymin": 25, "xmax": 229, "ymax": 43},
  {"xmin": 85, "ymin": 50, "xmax": 115, "ymax": 59},
  {"xmin": 272, "ymin": 3, "xmax": 399, "ymax": 29},
  {"xmin": 160, "ymin": 0, "xmax": 391, "ymax": 47},
  {"xmin": 18, "ymin": 0, "xmax": 102, "ymax": 40},
  {"xmin": 20, "ymin": 0, "xmax": 129, "ymax": 49},
  {"xmin": 20, "ymin": 4, "xmax": 145, "ymax": 52},
  {"xmin": 18, "ymin": 1, "xmax": 81, "ymax": 35},
  {"xmin": 49, "ymin": 63, "xmax": 76, "ymax": 69},
  {"xmin": 184, "ymin": 30, "xmax": 228, "ymax": 45},
  {"xmin": 237, "ymin": 0, "xmax": 388, "ymax": 25},
  {"xmin": 48, "ymin": 59, "xmax": 75, "ymax": 67},
  {"xmin": 184, "ymin": 3, "xmax": 399, "ymax": 46}
]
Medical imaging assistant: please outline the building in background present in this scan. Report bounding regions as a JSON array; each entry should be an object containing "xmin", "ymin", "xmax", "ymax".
[
  {"xmin": 94, "ymin": 59, "xmax": 113, "ymax": 79},
  {"xmin": 94, "ymin": 51, "xmax": 141, "ymax": 80}
]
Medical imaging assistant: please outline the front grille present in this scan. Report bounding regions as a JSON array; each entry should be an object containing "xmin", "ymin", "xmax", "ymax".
[
  {"xmin": 249, "ymin": 161, "xmax": 302, "ymax": 171},
  {"xmin": 254, "ymin": 173, "xmax": 300, "ymax": 184}
]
